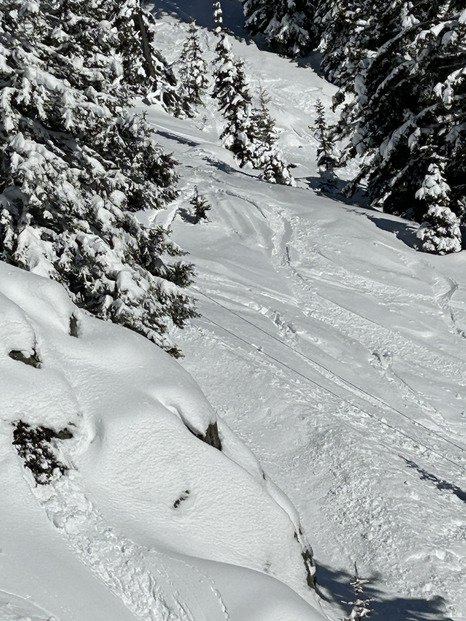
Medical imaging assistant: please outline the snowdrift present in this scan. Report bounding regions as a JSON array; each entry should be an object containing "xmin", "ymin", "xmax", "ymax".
[{"xmin": 0, "ymin": 262, "xmax": 325, "ymax": 621}]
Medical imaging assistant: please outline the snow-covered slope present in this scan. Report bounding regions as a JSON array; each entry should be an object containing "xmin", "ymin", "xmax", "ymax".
[
  {"xmin": 148, "ymin": 7, "xmax": 466, "ymax": 621},
  {"xmin": 0, "ymin": 262, "xmax": 325, "ymax": 621},
  {"xmin": 2, "ymin": 2, "xmax": 466, "ymax": 621}
]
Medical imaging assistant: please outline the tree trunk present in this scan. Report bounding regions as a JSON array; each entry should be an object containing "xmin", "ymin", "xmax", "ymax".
[{"xmin": 133, "ymin": 10, "xmax": 156, "ymax": 79}]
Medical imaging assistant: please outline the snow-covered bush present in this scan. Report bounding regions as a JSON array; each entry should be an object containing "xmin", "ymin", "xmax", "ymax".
[{"xmin": 190, "ymin": 188, "xmax": 211, "ymax": 223}]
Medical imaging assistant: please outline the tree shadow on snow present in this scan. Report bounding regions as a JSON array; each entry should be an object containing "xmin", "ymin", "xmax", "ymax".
[
  {"xmin": 366, "ymin": 215, "xmax": 419, "ymax": 250},
  {"xmin": 401, "ymin": 457, "xmax": 466, "ymax": 504},
  {"xmin": 152, "ymin": 0, "xmax": 249, "ymax": 39},
  {"xmin": 156, "ymin": 129, "xmax": 199, "ymax": 148},
  {"xmin": 316, "ymin": 563, "xmax": 453, "ymax": 621},
  {"xmin": 306, "ymin": 174, "xmax": 420, "ymax": 251},
  {"xmin": 199, "ymin": 153, "xmax": 258, "ymax": 179}
]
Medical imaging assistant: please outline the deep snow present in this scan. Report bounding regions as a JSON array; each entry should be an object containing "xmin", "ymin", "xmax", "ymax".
[
  {"xmin": 0, "ymin": 262, "xmax": 324, "ymax": 621},
  {"xmin": 1, "ymin": 2, "xmax": 466, "ymax": 621},
  {"xmin": 149, "ymin": 7, "xmax": 466, "ymax": 621}
]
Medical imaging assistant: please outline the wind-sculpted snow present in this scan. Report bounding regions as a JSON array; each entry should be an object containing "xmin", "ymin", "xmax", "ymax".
[{"xmin": 0, "ymin": 262, "xmax": 324, "ymax": 621}]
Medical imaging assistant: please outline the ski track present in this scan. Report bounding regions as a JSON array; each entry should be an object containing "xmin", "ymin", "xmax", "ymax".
[
  {"xmin": 182, "ymin": 320, "xmax": 466, "ymax": 620},
  {"xmin": 168, "ymin": 134, "xmax": 466, "ymax": 618},
  {"xmin": 269, "ymin": 210, "xmax": 466, "ymax": 421},
  {"xmin": 32, "ymin": 471, "xmax": 228, "ymax": 621},
  {"xmin": 149, "ymin": 14, "xmax": 466, "ymax": 618}
]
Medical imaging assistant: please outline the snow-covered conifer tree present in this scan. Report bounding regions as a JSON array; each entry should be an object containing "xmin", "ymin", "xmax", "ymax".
[
  {"xmin": 178, "ymin": 23, "xmax": 209, "ymax": 107},
  {"xmin": 213, "ymin": 1, "xmax": 224, "ymax": 31},
  {"xmin": 212, "ymin": 27, "xmax": 256, "ymax": 167},
  {"xmin": 261, "ymin": 151, "xmax": 296, "ymax": 186},
  {"xmin": 113, "ymin": 0, "xmax": 191, "ymax": 115},
  {"xmin": 212, "ymin": 10, "xmax": 293, "ymax": 178},
  {"xmin": 327, "ymin": 0, "xmax": 466, "ymax": 236},
  {"xmin": 251, "ymin": 89, "xmax": 295, "ymax": 185},
  {"xmin": 218, "ymin": 59, "xmax": 257, "ymax": 167},
  {"xmin": 243, "ymin": 0, "xmax": 316, "ymax": 57},
  {"xmin": 190, "ymin": 189, "xmax": 211, "ymax": 223},
  {"xmin": 212, "ymin": 28, "xmax": 235, "ymax": 108},
  {"xmin": 416, "ymin": 162, "xmax": 462, "ymax": 255},
  {"xmin": 314, "ymin": 99, "xmax": 339, "ymax": 192},
  {"xmin": 0, "ymin": 0, "xmax": 196, "ymax": 356}
]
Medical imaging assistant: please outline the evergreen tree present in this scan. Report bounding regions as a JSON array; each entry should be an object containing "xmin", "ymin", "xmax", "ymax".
[
  {"xmin": 328, "ymin": 0, "xmax": 466, "ymax": 248},
  {"xmin": 251, "ymin": 90, "xmax": 295, "ymax": 186},
  {"xmin": 250, "ymin": 87, "xmax": 278, "ymax": 145},
  {"xmin": 190, "ymin": 188, "xmax": 211, "ymax": 223},
  {"xmin": 178, "ymin": 23, "xmax": 209, "ymax": 107},
  {"xmin": 51, "ymin": 0, "xmax": 191, "ymax": 116},
  {"xmin": 416, "ymin": 162, "xmax": 462, "ymax": 254},
  {"xmin": 212, "ymin": 12, "xmax": 293, "ymax": 180},
  {"xmin": 212, "ymin": 28, "xmax": 235, "ymax": 109},
  {"xmin": 218, "ymin": 59, "xmax": 257, "ymax": 168},
  {"xmin": 212, "ymin": 31, "xmax": 256, "ymax": 167},
  {"xmin": 260, "ymin": 150, "xmax": 296, "ymax": 186},
  {"xmin": 213, "ymin": 1, "xmax": 224, "ymax": 31},
  {"xmin": 313, "ymin": 99, "xmax": 339, "ymax": 192},
  {"xmin": 243, "ymin": 0, "xmax": 317, "ymax": 57},
  {"xmin": 343, "ymin": 564, "xmax": 374, "ymax": 621},
  {"xmin": 114, "ymin": 0, "xmax": 192, "ymax": 116},
  {"xmin": 0, "ymin": 0, "xmax": 196, "ymax": 356}
]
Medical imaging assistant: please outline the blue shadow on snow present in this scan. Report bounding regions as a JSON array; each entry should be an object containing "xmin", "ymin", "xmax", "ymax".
[{"xmin": 316, "ymin": 563, "xmax": 453, "ymax": 621}]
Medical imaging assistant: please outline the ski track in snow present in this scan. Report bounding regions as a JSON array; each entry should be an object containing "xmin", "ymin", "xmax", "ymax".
[
  {"xmin": 146, "ymin": 14, "xmax": 466, "ymax": 615},
  {"xmin": 32, "ymin": 471, "xmax": 228, "ymax": 621}
]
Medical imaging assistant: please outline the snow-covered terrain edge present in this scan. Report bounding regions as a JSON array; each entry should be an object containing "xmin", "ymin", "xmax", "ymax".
[{"xmin": 0, "ymin": 262, "xmax": 327, "ymax": 621}]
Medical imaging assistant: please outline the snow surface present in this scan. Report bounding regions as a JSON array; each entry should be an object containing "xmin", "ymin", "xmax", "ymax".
[
  {"xmin": 0, "ymin": 261, "xmax": 325, "ymax": 620},
  {"xmin": 147, "ymin": 7, "xmax": 466, "ymax": 621},
  {"xmin": 2, "ymin": 2, "xmax": 466, "ymax": 621}
]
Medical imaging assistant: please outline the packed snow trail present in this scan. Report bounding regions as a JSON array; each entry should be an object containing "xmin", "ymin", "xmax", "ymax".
[
  {"xmin": 34, "ymin": 474, "xmax": 195, "ymax": 621},
  {"xmin": 148, "ymin": 10, "xmax": 466, "ymax": 621}
]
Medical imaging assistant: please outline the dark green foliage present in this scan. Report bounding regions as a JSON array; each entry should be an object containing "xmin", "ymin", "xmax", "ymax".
[
  {"xmin": 212, "ymin": 32, "xmax": 256, "ymax": 168},
  {"xmin": 251, "ymin": 87, "xmax": 295, "ymax": 185},
  {"xmin": 190, "ymin": 189, "xmax": 211, "ymax": 223},
  {"xmin": 213, "ymin": 1, "xmax": 224, "ymax": 30},
  {"xmin": 0, "ymin": 0, "xmax": 197, "ymax": 355},
  {"xmin": 179, "ymin": 23, "xmax": 209, "ymax": 107},
  {"xmin": 242, "ymin": 0, "xmax": 317, "ymax": 57},
  {"xmin": 416, "ymin": 161, "xmax": 461, "ymax": 254},
  {"xmin": 313, "ymin": 99, "xmax": 339, "ymax": 192},
  {"xmin": 321, "ymin": 0, "xmax": 465, "ymax": 252},
  {"xmin": 219, "ymin": 59, "xmax": 257, "ymax": 167},
  {"xmin": 13, "ymin": 421, "xmax": 73, "ymax": 485},
  {"xmin": 114, "ymin": 0, "xmax": 191, "ymax": 115},
  {"xmin": 212, "ymin": 33, "xmax": 294, "ymax": 183}
]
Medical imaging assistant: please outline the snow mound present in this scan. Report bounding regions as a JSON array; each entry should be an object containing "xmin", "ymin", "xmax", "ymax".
[{"xmin": 0, "ymin": 262, "xmax": 324, "ymax": 620}]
